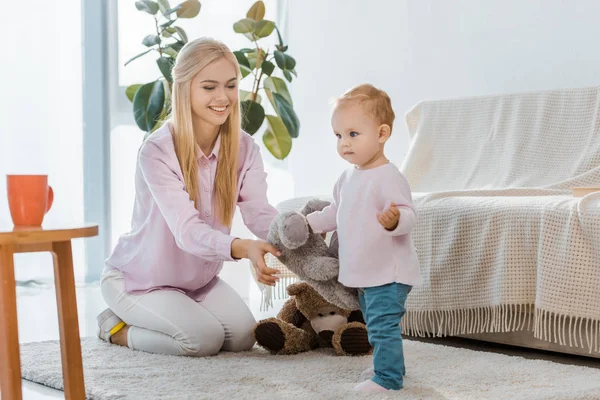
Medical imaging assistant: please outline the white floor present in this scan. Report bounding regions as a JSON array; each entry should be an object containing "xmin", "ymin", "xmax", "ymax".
[{"xmin": 9, "ymin": 278, "xmax": 283, "ymax": 400}]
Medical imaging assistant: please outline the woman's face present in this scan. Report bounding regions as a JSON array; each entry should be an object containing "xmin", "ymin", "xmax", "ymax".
[{"xmin": 190, "ymin": 57, "xmax": 239, "ymax": 129}]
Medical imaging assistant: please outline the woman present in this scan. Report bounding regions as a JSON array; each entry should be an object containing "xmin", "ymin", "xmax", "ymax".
[{"xmin": 97, "ymin": 37, "xmax": 281, "ymax": 357}]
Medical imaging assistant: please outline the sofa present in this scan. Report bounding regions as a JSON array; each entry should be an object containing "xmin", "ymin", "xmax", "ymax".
[{"xmin": 261, "ymin": 86, "xmax": 600, "ymax": 358}]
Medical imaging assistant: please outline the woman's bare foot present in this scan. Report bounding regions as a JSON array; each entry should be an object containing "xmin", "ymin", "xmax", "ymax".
[{"xmin": 110, "ymin": 325, "xmax": 130, "ymax": 347}]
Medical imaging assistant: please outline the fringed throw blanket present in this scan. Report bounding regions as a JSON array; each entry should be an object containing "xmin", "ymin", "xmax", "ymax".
[
  {"xmin": 262, "ymin": 86, "xmax": 600, "ymax": 354},
  {"xmin": 400, "ymin": 86, "xmax": 600, "ymax": 353}
]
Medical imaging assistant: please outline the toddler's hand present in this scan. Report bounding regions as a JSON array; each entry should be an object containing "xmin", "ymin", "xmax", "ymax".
[{"xmin": 377, "ymin": 203, "xmax": 400, "ymax": 231}]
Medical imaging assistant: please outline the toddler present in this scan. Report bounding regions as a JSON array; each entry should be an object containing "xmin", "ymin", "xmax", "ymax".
[{"xmin": 306, "ymin": 84, "xmax": 421, "ymax": 392}]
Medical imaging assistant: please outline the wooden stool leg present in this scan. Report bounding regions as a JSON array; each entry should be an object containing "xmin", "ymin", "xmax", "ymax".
[
  {"xmin": 0, "ymin": 244, "xmax": 22, "ymax": 400},
  {"xmin": 52, "ymin": 240, "xmax": 85, "ymax": 400}
]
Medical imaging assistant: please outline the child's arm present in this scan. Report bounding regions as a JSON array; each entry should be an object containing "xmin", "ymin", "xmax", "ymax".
[
  {"xmin": 377, "ymin": 172, "xmax": 417, "ymax": 236},
  {"xmin": 305, "ymin": 175, "xmax": 343, "ymax": 234},
  {"xmin": 306, "ymin": 200, "xmax": 337, "ymax": 233}
]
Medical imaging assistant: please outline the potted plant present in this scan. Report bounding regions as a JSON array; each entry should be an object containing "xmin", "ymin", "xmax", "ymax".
[
  {"xmin": 124, "ymin": 0, "xmax": 299, "ymax": 160},
  {"xmin": 232, "ymin": 1, "xmax": 299, "ymax": 159}
]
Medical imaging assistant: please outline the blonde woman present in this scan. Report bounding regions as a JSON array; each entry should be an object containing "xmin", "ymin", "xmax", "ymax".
[{"xmin": 97, "ymin": 38, "xmax": 282, "ymax": 357}]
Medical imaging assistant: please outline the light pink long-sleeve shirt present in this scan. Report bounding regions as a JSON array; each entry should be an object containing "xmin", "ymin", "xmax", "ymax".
[
  {"xmin": 306, "ymin": 163, "xmax": 422, "ymax": 288},
  {"xmin": 104, "ymin": 122, "xmax": 278, "ymax": 301}
]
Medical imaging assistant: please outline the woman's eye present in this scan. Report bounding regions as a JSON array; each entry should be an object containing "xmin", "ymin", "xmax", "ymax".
[
  {"xmin": 350, "ymin": 131, "xmax": 359, "ymax": 137},
  {"xmin": 227, "ymin": 85, "xmax": 237, "ymax": 89},
  {"xmin": 335, "ymin": 133, "xmax": 341, "ymax": 139},
  {"xmin": 203, "ymin": 87, "xmax": 215, "ymax": 91}
]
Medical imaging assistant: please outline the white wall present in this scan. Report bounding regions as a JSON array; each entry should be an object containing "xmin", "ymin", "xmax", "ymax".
[
  {"xmin": 286, "ymin": 0, "xmax": 600, "ymax": 196},
  {"xmin": 0, "ymin": 1, "xmax": 85, "ymax": 282}
]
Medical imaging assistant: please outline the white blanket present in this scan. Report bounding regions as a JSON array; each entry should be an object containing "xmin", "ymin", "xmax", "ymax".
[{"xmin": 400, "ymin": 86, "xmax": 600, "ymax": 353}]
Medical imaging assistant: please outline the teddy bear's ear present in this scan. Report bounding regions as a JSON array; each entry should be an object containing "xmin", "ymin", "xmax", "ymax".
[
  {"xmin": 299, "ymin": 198, "xmax": 330, "ymax": 216},
  {"xmin": 286, "ymin": 282, "xmax": 311, "ymax": 296}
]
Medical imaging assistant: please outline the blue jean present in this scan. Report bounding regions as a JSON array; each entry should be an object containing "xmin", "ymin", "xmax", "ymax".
[{"xmin": 358, "ymin": 282, "xmax": 412, "ymax": 390}]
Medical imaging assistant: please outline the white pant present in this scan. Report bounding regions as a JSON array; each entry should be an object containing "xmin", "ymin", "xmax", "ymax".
[{"xmin": 100, "ymin": 269, "xmax": 256, "ymax": 356}]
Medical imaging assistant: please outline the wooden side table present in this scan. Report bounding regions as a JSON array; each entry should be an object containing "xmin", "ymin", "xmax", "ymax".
[{"xmin": 0, "ymin": 224, "xmax": 98, "ymax": 400}]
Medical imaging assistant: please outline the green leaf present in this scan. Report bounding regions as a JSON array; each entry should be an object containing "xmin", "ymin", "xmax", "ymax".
[
  {"xmin": 247, "ymin": 1, "xmax": 265, "ymax": 21},
  {"xmin": 233, "ymin": 51, "xmax": 251, "ymax": 68},
  {"xmin": 162, "ymin": 46, "xmax": 178, "ymax": 57},
  {"xmin": 124, "ymin": 48, "xmax": 153, "ymax": 66},
  {"xmin": 161, "ymin": 19, "xmax": 177, "ymax": 28},
  {"xmin": 283, "ymin": 70, "xmax": 293, "ymax": 82},
  {"xmin": 177, "ymin": 0, "xmax": 201, "ymax": 18},
  {"xmin": 168, "ymin": 41, "xmax": 185, "ymax": 52},
  {"xmin": 261, "ymin": 60, "xmax": 275, "ymax": 76},
  {"xmin": 263, "ymin": 115, "xmax": 292, "ymax": 159},
  {"xmin": 133, "ymin": 81, "xmax": 165, "ymax": 132},
  {"xmin": 125, "ymin": 84, "xmax": 142, "ymax": 102},
  {"xmin": 254, "ymin": 20, "xmax": 275, "ymax": 38},
  {"xmin": 173, "ymin": 27, "xmax": 188, "ymax": 43},
  {"xmin": 240, "ymin": 90, "xmax": 262, "ymax": 104},
  {"xmin": 135, "ymin": 0, "xmax": 159, "ymax": 15},
  {"xmin": 274, "ymin": 26, "xmax": 286, "ymax": 52},
  {"xmin": 157, "ymin": 0, "xmax": 171, "ymax": 14},
  {"xmin": 243, "ymin": 32, "xmax": 257, "ymax": 41},
  {"xmin": 142, "ymin": 34, "xmax": 161, "ymax": 47},
  {"xmin": 240, "ymin": 100, "xmax": 265, "ymax": 135},
  {"xmin": 290, "ymin": 68, "xmax": 297, "ymax": 77},
  {"xmin": 274, "ymin": 50, "xmax": 295, "ymax": 70},
  {"xmin": 267, "ymin": 91, "xmax": 299, "ymax": 138},
  {"xmin": 284, "ymin": 54, "xmax": 296, "ymax": 70},
  {"xmin": 274, "ymin": 50, "xmax": 285, "ymax": 70},
  {"xmin": 156, "ymin": 57, "xmax": 174, "ymax": 82},
  {"xmin": 246, "ymin": 49, "xmax": 265, "ymax": 70},
  {"xmin": 263, "ymin": 76, "xmax": 291, "ymax": 105},
  {"xmin": 240, "ymin": 65, "xmax": 252, "ymax": 79},
  {"xmin": 240, "ymin": 48, "xmax": 254, "ymax": 53},
  {"xmin": 233, "ymin": 18, "xmax": 256, "ymax": 34}
]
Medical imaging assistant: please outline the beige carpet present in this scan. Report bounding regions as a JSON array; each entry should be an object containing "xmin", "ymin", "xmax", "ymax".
[{"xmin": 20, "ymin": 338, "xmax": 600, "ymax": 399}]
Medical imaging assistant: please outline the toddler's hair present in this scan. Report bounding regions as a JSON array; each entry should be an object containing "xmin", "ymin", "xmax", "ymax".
[{"xmin": 333, "ymin": 84, "xmax": 396, "ymax": 131}]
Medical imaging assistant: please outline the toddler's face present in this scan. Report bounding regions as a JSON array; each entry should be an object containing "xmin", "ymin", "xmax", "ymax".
[{"xmin": 331, "ymin": 102, "xmax": 384, "ymax": 168}]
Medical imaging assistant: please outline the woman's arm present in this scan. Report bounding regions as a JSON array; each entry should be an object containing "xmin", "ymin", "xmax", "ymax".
[
  {"xmin": 236, "ymin": 142, "xmax": 279, "ymax": 240},
  {"xmin": 231, "ymin": 238, "xmax": 281, "ymax": 286}
]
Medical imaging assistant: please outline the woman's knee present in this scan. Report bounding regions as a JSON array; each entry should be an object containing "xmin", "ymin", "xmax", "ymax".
[
  {"xmin": 222, "ymin": 311, "xmax": 256, "ymax": 352},
  {"xmin": 177, "ymin": 321, "xmax": 225, "ymax": 357}
]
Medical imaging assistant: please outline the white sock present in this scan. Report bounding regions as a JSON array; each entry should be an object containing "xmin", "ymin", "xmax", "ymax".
[
  {"xmin": 359, "ymin": 366, "xmax": 375, "ymax": 381},
  {"xmin": 353, "ymin": 379, "xmax": 389, "ymax": 393}
]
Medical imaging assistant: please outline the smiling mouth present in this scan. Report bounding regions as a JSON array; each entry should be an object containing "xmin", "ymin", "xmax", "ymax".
[{"xmin": 208, "ymin": 105, "xmax": 228, "ymax": 113}]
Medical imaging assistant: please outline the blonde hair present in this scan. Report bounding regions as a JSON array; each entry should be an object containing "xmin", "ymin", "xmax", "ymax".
[
  {"xmin": 333, "ymin": 83, "xmax": 396, "ymax": 131},
  {"xmin": 170, "ymin": 37, "xmax": 240, "ymax": 227}
]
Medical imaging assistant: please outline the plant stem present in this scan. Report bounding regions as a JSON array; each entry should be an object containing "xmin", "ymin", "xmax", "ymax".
[{"xmin": 154, "ymin": 15, "xmax": 163, "ymax": 58}]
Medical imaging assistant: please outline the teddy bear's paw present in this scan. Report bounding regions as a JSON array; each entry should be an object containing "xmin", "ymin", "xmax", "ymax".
[
  {"xmin": 254, "ymin": 320, "xmax": 286, "ymax": 353},
  {"xmin": 317, "ymin": 330, "xmax": 334, "ymax": 348},
  {"xmin": 253, "ymin": 318, "xmax": 314, "ymax": 355},
  {"xmin": 332, "ymin": 322, "xmax": 372, "ymax": 356}
]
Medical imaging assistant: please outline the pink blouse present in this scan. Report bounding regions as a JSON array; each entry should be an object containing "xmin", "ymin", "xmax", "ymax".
[{"xmin": 104, "ymin": 122, "xmax": 278, "ymax": 301}]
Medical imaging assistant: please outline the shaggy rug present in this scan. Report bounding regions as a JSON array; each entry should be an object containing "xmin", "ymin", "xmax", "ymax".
[{"xmin": 20, "ymin": 338, "xmax": 600, "ymax": 399}]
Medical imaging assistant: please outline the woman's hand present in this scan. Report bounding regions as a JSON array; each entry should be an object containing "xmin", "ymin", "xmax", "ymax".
[{"xmin": 231, "ymin": 239, "xmax": 281, "ymax": 286}]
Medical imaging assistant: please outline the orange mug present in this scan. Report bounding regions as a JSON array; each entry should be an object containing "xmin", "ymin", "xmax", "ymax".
[{"xmin": 7, "ymin": 175, "xmax": 54, "ymax": 226}]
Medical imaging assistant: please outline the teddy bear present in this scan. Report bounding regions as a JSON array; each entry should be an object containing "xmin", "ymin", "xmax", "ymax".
[
  {"xmin": 265, "ymin": 198, "xmax": 360, "ymax": 310},
  {"xmin": 253, "ymin": 281, "xmax": 372, "ymax": 356}
]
